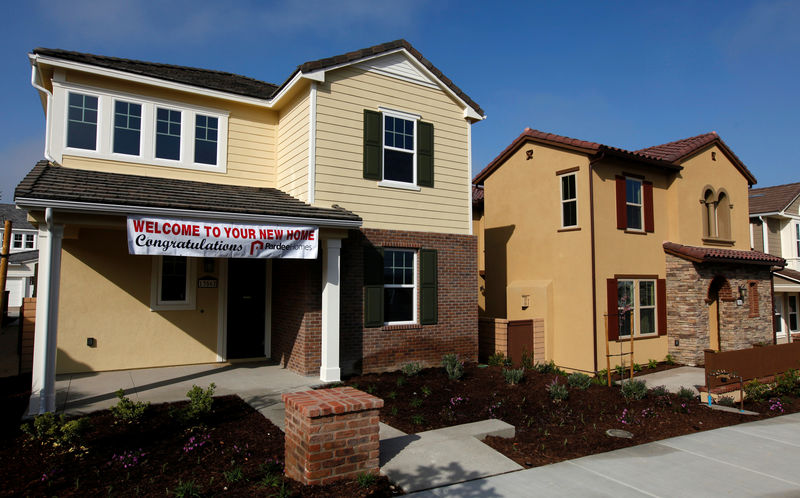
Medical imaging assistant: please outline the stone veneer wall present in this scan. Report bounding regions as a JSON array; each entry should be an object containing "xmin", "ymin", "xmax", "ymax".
[{"xmin": 665, "ymin": 253, "xmax": 774, "ymax": 365}]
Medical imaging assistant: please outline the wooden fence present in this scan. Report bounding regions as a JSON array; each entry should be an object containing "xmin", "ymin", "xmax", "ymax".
[{"xmin": 704, "ymin": 341, "xmax": 800, "ymax": 390}]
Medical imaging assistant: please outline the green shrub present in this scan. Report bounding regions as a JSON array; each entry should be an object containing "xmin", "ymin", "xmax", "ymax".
[
  {"xmin": 396, "ymin": 376, "xmax": 406, "ymax": 387},
  {"xmin": 621, "ymin": 379, "xmax": 648, "ymax": 400},
  {"xmin": 420, "ymin": 385, "xmax": 432, "ymax": 397},
  {"xmin": 633, "ymin": 363, "xmax": 642, "ymax": 373},
  {"xmin": 774, "ymin": 369, "xmax": 800, "ymax": 397},
  {"xmin": 521, "ymin": 349, "xmax": 534, "ymax": 370},
  {"xmin": 442, "ymin": 353, "xmax": 464, "ymax": 380},
  {"xmin": 410, "ymin": 414, "xmax": 425, "ymax": 425},
  {"xmin": 401, "ymin": 362, "xmax": 423, "ymax": 376},
  {"xmin": 665, "ymin": 354, "xmax": 675, "ymax": 365},
  {"xmin": 173, "ymin": 479, "xmax": 201, "ymax": 498},
  {"xmin": 224, "ymin": 466, "xmax": 244, "ymax": 483},
  {"xmin": 533, "ymin": 360, "xmax": 557, "ymax": 374},
  {"xmin": 21, "ymin": 412, "xmax": 90, "ymax": 449},
  {"xmin": 409, "ymin": 397, "xmax": 423, "ymax": 408},
  {"xmin": 593, "ymin": 369, "xmax": 609, "ymax": 384},
  {"xmin": 614, "ymin": 364, "xmax": 626, "ymax": 377},
  {"xmin": 183, "ymin": 383, "xmax": 216, "ymax": 421},
  {"xmin": 487, "ymin": 352, "xmax": 506, "ymax": 367},
  {"xmin": 110, "ymin": 389, "xmax": 150, "ymax": 423},
  {"xmin": 567, "ymin": 372, "xmax": 592, "ymax": 390},
  {"xmin": 649, "ymin": 385, "xmax": 670, "ymax": 397},
  {"xmin": 744, "ymin": 379, "xmax": 771, "ymax": 402},
  {"xmin": 716, "ymin": 396, "xmax": 736, "ymax": 407},
  {"xmin": 647, "ymin": 359, "xmax": 658, "ymax": 369},
  {"xmin": 502, "ymin": 367, "xmax": 525, "ymax": 385},
  {"xmin": 676, "ymin": 386, "xmax": 696, "ymax": 401},
  {"xmin": 547, "ymin": 378, "xmax": 569, "ymax": 402},
  {"xmin": 356, "ymin": 472, "xmax": 377, "ymax": 489}
]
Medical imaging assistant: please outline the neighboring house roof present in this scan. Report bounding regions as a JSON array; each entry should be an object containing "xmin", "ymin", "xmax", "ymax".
[
  {"xmin": 776, "ymin": 268, "xmax": 800, "ymax": 284},
  {"xmin": 474, "ymin": 128, "xmax": 682, "ymax": 185},
  {"xmin": 748, "ymin": 182, "xmax": 800, "ymax": 215},
  {"xmin": 637, "ymin": 132, "xmax": 756, "ymax": 185},
  {"xmin": 0, "ymin": 203, "xmax": 35, "ymax": 229},
  {"xmin": 472, "ymin": 185, "xmax": 484, "ymax": 206},
  {"xmin": 9, "ymin": 250, "xmax": 38, "ymax": 264},
  {"xmin": 33, "ymin": 40, "xmax": 484, "ymax": 117},
  {"xmin": 15, "ymin": 161, "xmax": 361, "ymax": 225},
  {"xmin": 663, "ymin": 241, "xmax": 785, "ymax": 267}
]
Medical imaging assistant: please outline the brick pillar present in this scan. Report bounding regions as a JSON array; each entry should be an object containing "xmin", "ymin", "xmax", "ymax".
[{"xmin": 283, "ymin": 387, "xmax": 383, "ymax": 485}]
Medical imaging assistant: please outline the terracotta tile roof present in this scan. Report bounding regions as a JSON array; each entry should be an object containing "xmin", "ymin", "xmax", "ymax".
[
  {"xmin": 15, "ymin": 161, "xmax": 361, "ymax": 225},
  {"xmin": 473, "ymin": 128, "xmax": 680, "ymax": 185},
  {"xmin": 748, "ymin": 182, "xmax": 800, "ymax": 215},
  {"xmin": 472, "ymin": 185, "xmax": 484, "ymax": 206},
  {"xmin": 776, "ymin": 267, "xmax": 800, "ymax": 283},
  {"xmin": 33, "ymin": 48, "xmax": 279, "ymax": 100},
  {"xmin": 663, "ymin": 241, "xmax": 785, "ymax": 267},
  {"xmin": 637, "ymin": 132, "xmax": 756, "ymax": 185},
  {"xmin": 33, "ymin": 40, "xmax": 484, "ymax": 117}
]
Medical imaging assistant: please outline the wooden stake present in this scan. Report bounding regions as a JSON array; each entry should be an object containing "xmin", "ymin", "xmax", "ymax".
[
  {"xmin": 604, "ymin": 315, "xmax": 611, "ymax": 387},
  {"xmin": 629, "ymin": 319, "xmax": 635, "ymax": 380},
  {"xmin": 0, "ymin": 220, "xmax": 11, "ymax": 321}
]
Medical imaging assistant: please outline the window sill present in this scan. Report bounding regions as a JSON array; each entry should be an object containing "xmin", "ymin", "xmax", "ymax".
[
  {"xmin": 558, "ymin": 226, "xmax": 581, "ymax": 233},
  {"xmin": 382, "ymin": 323, "xmax": 423, "ymax": 331},
  {"xmin": 623, "ymin": 229, "xmax": 647, "ymax": 235},
  {"xmin": 150, "ymin": 303, "xmax": 196, "ymax": 311},
  {"xmin": 615, "ymin": 333, "xmax": 660, "ymax": 342},
  {"xmin": 377, "ymin": 180, "xmax": 421, "ymax": 191},
  {"xmin": 702, "ymin": 237, "xmax": 735, "ymax": 247}
]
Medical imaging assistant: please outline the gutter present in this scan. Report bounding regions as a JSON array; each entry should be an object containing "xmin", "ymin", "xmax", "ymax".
[
  {"xmin": 588, "ymin": 152, "xmax": 603, "ymax": 373},
  {"xmin": 29, "ymin": 59, "xmax": 55, "ymax": 162},
  {"xmin": 14, "ymin": 197, "xmax": 363, "ymax": 229}
]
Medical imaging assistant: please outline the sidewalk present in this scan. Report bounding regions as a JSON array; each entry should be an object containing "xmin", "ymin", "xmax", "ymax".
[{"xmin": 411, "ymin": 412, "xmax": 800, "ymax": 497}]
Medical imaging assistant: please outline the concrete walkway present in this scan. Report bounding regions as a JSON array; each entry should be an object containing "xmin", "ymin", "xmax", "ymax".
[
  {"xmin": 633, "ymin": 366, "xmax": 706, "ymax": 395},
  {"xmin": 56, "ymin": 361, "xmax": 319, "ymax": 427},
  {"xmin": 412, "ymin": 412, "xmax": 800, "ymax": 497}
]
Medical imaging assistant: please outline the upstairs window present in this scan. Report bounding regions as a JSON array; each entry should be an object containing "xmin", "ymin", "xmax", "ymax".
[
  {"xmin": 362, "ymin": 108, "xmax": 434, "ymax": 189},
  {"xmin": 67, "ymin": 92, "xmax": 98, "ymax": 150},
  {"xmin": 701, "ymin": 187, "xmax": 732, "ymax": 242},
  {"xmin": 795, "ymin": 222, "xmax": 800, "ymax": 257},
  {"xmin": 560, "ymin": 172, "xmax": 578, "ymax": 228},
  {"xmin": 194, "ymin": 115, "xmax": 218, "ymax": 165},
  {"xmin": 156, "ymin": 108, "xmax": 182, "ymax": 160},
  {"xmin": 626, "ymin": 178, "xmax": 643, "ymax": 230},
  {"xmin": 113, "ymin": 100, "xmax": 142, "ymax": 156},
  {"xmin": 615, "ymin": 176, "xmax": 654, "ymax": 232},
  {"xmin": 24, "ymin": 234, "xmax": 35, "ymax": 249},
  {"xmin": 12, "ymin": 233, "xmax": 23, "ymax": 249},
  {"xmin": 383, "ymin": 115, "xmax": 415, "ymax": 183}
]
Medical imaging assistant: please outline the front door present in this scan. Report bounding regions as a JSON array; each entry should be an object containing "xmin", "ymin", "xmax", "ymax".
[{"xmin": 227, "ymin": 258, "xmax": 267, "ymax": 359}]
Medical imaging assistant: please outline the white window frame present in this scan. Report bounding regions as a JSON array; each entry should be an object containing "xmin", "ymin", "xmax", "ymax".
[
  {"xmin": 789, "ymin": 295, "xmax": 799, "ymax": 333},
  {"xmin": 383, "ymin": 248, "xmax": 418, "ymax": 326},
  {"xmin": 51, "ymin": 80, "xmax": 228, "ymax": 173},
  {"xmin": 776, "ymin": 296, "xmax": 786, "ymax": 337},
  {"xmin": 559, "ymin": 172, "xmax": 578, "ymax": 228},
  {"xmin": 795, "ymin": 222, "xmax": 800, "ymax": 258},
  {"xmin": 11, "ymin": 233, "xmax": 23, "ymax": 250},
  {"xmin": 625, "ymin": 177, "xmax": 643, "ymax": 231},
  {"xmin": 377, "ymin": 107, "xmax": 421, "ymax": 191},
  {"xmin": 150, "ymin": 256, "xmax": 197, "ymax": 311},
  {"xmin": 23, "ymin": 234, "xmax": 36, "ymax": 250},
  {"xmin": 617, "ymin": 278, "xmax": 658, "ymax": 338}
]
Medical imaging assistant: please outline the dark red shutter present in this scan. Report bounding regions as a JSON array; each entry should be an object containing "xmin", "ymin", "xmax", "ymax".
[
  {"xmin": 643, "ymin": 181, "xmax": 654, "ymax": 233},
  {"xmin": 607, "ymin": 278, "xmax": 619, "ymax": 341},
  {"xmin": 657, "ymin": 278, "xmax": 667, "ymax": 336},
  {"xmin": 615, "ymin": 176, "xmax": 626, "ymax": 230}
]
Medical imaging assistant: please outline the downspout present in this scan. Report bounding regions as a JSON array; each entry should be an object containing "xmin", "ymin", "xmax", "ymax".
[
  {"xmin": 30, "ymin": 58, "xmax": 55, "ymax": 163},
  {"xmin": 759, "ymin": 216, "xmax": 769, "ymax": 254},
  {"xmin": 588, "ymin": 152, "xmax": 604, "ymax": 373},
  {"xmin": 771, "ymin": 270, "xmax": 777, "ymax": 344}
]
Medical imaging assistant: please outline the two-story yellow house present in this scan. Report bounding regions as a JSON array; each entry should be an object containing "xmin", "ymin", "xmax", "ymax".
[
  {"xmin": 21, "ymin": 40, "xmax": 484, "ymax": 414},
  {"xmin": 474, "ymin": 128, "xmax": 783, "ymax": 374}
]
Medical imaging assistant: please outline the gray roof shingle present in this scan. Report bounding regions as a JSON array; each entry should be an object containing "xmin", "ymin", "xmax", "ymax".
[
  {"xmin": 749, "ymin": 182, "xmax": 800, "ymax": 215},
  {"xmin": 0, "ymin": 203, "xmax": 35, "ymax": 229},
  {"xmin": 15, "ymin": 161, "xmax": 361, "ymax": 225}
]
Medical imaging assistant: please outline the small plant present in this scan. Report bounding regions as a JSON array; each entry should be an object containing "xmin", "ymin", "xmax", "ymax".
[
  {"xmin": 621, "ymin": 379, "xmax": 648, "ymax": 400},
  {"xmin": 260, "ymin": 473, "xmax": 281, "ymax": 488},
  {"xmin": 396, "ymin": 376, "xmax": 406, "ymax": 387},
  {"xmin": 224, "ymin": 465, "xmax": 244, "ymax": 483},
  {"xmin": 716, "ymin": 396, "xmax": 736, "ymax": 407},
  {"xmin": 356, "ymin": 471, "xmax": 377, "ymax": 489},
  {"xmin": 110, "ymin": 389, "xmax": 150, "ymax": 423},
  {"xmin": 633, "ymin": 363, "xmax": 642, "ymax": 373},
  {"xmin": 182, "ymin": 383, "xmax": 216, "ymax": 421},
  {"xmin": 487, "ymin": 352, "xmax": 506, "ymax": 366},
  {"xmin": 183, "ymin": 433, "xmax": 211, "ymax": 454},
  {"xmin": 108, "ymin": 449, "xmax": 146, "ymax": 469},
  {"xmin": 365, "ymin": 384, "xmax": 377, "ymax": 394},
  {"xmin": 389, "ymin": 406, "xmax": 398, "ymax": 416},
  {"xmin": 521, "ymin": 349, "xmax": 534, "ymax": 370},
  {"xmin": 442, "ymin": 353, "xmax": 465, "ymax": 380},
  {"xmin": 401, "ymin": 362, "xmax": 423, "ymax": 376},
  {"xmin": 744, "ymin": 379, "xmax": 771, "ymax": 402},
  {"xmin": 567, "ymin": 372, "xmax": 592, "ymax": 390},
  {"xmin": 649, "ymin": 385, "xmax": 670, "ymax": 397},
  {"xmin": 420, "ymin": 385, "xmax": 432, "ymax": 397},
  {"xmin": 386, "ymin": 390, "xmax": 397, "ymax": 400},
  {"xmin": 593, "ymin": 369, "xmax": 608, "ymax": 384},
  {"xmin": 647, "ymin": 359, "xmax": 658, "ymax": 369},
  {"xmin": 173, "ymin": 479, "xmax": 201, "ymax": 498},
  {"xmin": 410, "ymin": 397, "xmax": 423, "ymax": 408},
  {"xmin": 614, "ymin": 364, "xmax": 626, "ymax": 377},
  {"xmin": 774, "ymin": 369, "xmax": 800, "ymax": 397},
  {"xmin": 617, "ymin": 407, "xmax": 633, "ymax": 425},
  {"xmin": 21, "ymin": 412, "xmax": 90, "ymax": 452},
  {"xmin": 665, "ymin": 354, "xmax": 675, "ymax": 365},
  {"xmin": 410, "ymin": 414, "xmax": 425, "ymax": 425},
  {"xmin": 676, "ymin": 386, "xmax": 696, "ymax": 401},
  {"xmin": 533, "ymin": 360, "xmax": 564, "ymax": 375},
  {"xmin": 768, "ymin": 397, "xmax": 785, "ymax": 413},
  {"xmin": 547, "ymin": 378, "xmax": 569, "ymax": 402},
  {"xmin": 502, "ymin": 367, "xmax": 525, "ymax": 385}
]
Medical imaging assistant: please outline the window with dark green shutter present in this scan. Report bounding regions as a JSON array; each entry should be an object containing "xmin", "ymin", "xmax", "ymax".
[
  {"xmin": 417, "ymin": 121, "xmax": 434, "ymax": 187},
  {"xmin": 363, "ymin": 110, "xmax": 382, "ymax": 180},
  {"xmin": 419, "ymin": 249, "xmax": 438, "ymax": 325},
  {"xmin": 363, "ymin": 108, "xmax": 433, "ymax": 188},
  {"xmin": 364, "ymin": 245, "xmax": 384, "ymax": 327}
]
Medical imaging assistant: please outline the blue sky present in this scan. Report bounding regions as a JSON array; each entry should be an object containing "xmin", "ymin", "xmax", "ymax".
[{"xmin": 1, "ymin": 0, "xmax": 798, "ymax": 202}]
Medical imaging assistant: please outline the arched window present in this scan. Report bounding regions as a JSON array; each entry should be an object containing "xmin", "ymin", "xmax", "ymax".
[
  {"xmin": 716, "ymin": 191, "xmax": 731, "ymax": 240},
  {"xmin": 703, "ymin": 189, "xmax": 716, "ymax": 238}
]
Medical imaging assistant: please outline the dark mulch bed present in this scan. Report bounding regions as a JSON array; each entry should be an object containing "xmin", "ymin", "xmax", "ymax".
[
  {"xmin": 1, "ymin": 385, "xmax": 399, "ymax": 497},
  {"xmin": 337, "ymin": 364, "xmax": 798, "ymax": 468}
]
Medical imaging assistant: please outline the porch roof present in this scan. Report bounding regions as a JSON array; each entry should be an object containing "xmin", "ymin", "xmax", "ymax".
[
  {"xmin": 775, "ymin": 268, "xmax": 800, "ymax": 284},
  {"xmin": 663, "ymin": 241, "xmax": 785, "ymax": 267},
  {"xmin": 14, "ymin": 161, "xmax": 362, "ymax": 227}
]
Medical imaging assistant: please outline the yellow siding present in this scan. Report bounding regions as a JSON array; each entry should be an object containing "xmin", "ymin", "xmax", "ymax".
[
  {"xmin": 315, "ymin": 66, "xmax": 471, "ymax": 234},
  {"xmin": 276, "ymin": 89, "xmax": 310, "ymax": 202},
  {"xmin": 62, "ymin": 71, "xmax": 277, "ymax": 187},
  {"xmin": 56, "ymin": 227, "xmax": 219, "ymax": 373}
]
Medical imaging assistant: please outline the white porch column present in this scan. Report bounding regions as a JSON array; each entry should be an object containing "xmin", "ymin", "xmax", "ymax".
[
  {"xmin": 28, "ymin": 210, "xmax": 64, "ymax": 415},
  {"xmin": 320, "ymin": 238, "xmax": 341, "ymax": 382}
]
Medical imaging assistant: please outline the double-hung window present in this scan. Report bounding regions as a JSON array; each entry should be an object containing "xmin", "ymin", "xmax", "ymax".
[
  {"xmin": 362, "ymin": 108, "xmax": 434, "ymax": 189},
  {"xmin": 790, "ymin": 296, "xmax": 799, "ymax": 332},
  {"xmin": 24, "ymin": 234, "xmax": 35, "ymax": 249},
  {"xmin": 383, "ymin": 111, "xmax": 416, "ymax": 185},
  {"xmin": 67, "ymin": 92, "xmax": 98, "ymax": 150},
  {"xmin": 151, "ymin": 256, "xmax": 196, "ymax": 311},
  {"xmin": 12, "ymin": 233, "xmax": 23, "ymax": 250},
  {"xmin": 383, "ymin": 249, "xmax": 416, "ymax": 324},
  {"xmin": 617, "ymin": 279, "xmax": 657, "ymax": 337},
  {"xmin": 626, "ymin": 178, "xmax": 643, "ymax": 231},
  {"xmin": 560, "ymin": 173, "xmax": 578, "ymax": 228}
]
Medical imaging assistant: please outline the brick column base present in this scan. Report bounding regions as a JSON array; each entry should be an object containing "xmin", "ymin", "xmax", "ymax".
[{"xmin": 283, "ymin": 387, "xmax": 383, "ymax": 485}]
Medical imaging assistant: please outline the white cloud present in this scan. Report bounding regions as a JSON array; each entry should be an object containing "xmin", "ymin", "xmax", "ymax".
[{"xmin": 0, "ymin": 137, "xmax": 44, "ymax": 203}]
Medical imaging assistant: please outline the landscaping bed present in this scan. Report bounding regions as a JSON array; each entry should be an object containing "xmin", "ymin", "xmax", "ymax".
[
  {"xmin": 0, "ymin": 385, "xmax": 399, "ymax": 497},
  {"xmin": 336, "ymin": 362, "xmax": 799, "ymax": 468}
]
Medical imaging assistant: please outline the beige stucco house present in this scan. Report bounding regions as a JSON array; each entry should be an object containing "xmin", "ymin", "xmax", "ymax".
[
  {"xmin": 21, "ymin": 40, "xmax": 484, "ymax": 414},
  {"xmin": 474, "ymin": 128, "xmax": 784, "ymax": 373}
]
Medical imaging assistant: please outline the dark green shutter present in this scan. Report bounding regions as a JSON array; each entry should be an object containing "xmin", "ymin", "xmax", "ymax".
[
  {"xmin": 364, "ymin": 245, "xmax": 384, "ymax": 327},
  {"xmin": 420, "ymin": 249, "xmax": 438, "ymax": 325},
  {"xmin": 363, "ymin": 110, "xmax": 382, "ymax": 180},
  {"xmin": 417, "ymin": 121, "xmax": 434, "ymax": 187}
]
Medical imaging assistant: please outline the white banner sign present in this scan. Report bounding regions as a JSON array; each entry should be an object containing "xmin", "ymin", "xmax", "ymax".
[{"xmin": 127, "ymin": 216, "xmax": 318, "ymax": 259}]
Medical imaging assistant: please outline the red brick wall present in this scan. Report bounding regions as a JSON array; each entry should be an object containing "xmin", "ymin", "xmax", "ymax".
[{"xmin": 271, "ymin": 258, "xmax": 321, "ymax": 375}]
